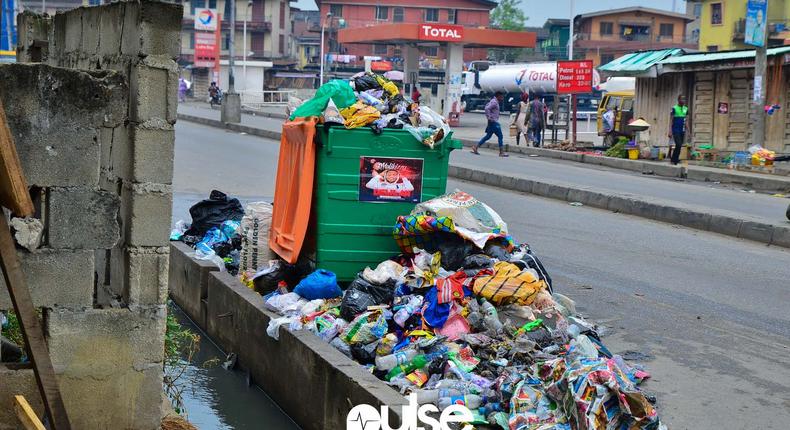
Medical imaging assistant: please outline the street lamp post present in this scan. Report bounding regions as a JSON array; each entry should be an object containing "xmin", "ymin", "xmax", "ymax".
[
  {"xmin": 320, "ymin": 12, "xmax": 332, "ymax": 86},
  {"xmin": 243, "ymin": 0, "xmax": 252, "ymax": 91}
]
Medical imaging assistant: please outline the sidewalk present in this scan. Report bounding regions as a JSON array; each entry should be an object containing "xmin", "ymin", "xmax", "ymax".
[{"xmin": 176, "ymin": 104, "xmax": 790, "ymax": 248}]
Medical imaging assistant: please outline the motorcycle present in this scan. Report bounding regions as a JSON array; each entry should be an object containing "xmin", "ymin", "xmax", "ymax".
[{"xmin": 209, "ymin": 91, "xmax": 222, "ymax": 108}]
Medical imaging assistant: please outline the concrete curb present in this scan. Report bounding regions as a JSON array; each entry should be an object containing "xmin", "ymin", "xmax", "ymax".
[
  {"xmin": 456, "ymin": 137, "xmax": 790, "ymax": 192},
  {"xmin": 178, "ymin": 113, "xmax": 281, "ymax": 140},
  {"xmin": 177, "ymin": 113, "xmax": 790, "ymax": 249},
  {"xmin": 168, "ymin": 242, "xmax": 406, "ymax": 430},
  {"xmin": 449, "ymin": 164, "xmax": 790, "ymax": 249}
]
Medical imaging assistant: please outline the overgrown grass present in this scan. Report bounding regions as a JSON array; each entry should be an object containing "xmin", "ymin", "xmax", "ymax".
[
  {"xmin": 163, "ymin": 303, "xmax": 200, "ymax": 416},
  {"xmin": 2, "ymin": 311, "xmax": 25, "ymax": 349}
]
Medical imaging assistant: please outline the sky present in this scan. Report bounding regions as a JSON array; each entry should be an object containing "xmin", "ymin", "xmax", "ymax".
[{"xmin": 291, "ymin": 0, "xmax": 688, "ymax": 24}]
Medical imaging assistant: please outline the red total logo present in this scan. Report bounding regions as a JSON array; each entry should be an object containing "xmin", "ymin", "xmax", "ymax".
[{"xmin": 419, "ymin": 24, "xmax": 464, "ymax": 42}]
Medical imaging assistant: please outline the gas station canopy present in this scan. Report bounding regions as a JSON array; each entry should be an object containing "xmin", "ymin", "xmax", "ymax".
[{"xmin": 338, "ymin": 23, "xmax": 536, "ymax": 48}]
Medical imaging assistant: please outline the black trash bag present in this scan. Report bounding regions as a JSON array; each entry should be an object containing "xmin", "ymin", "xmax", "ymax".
[
  {"xmin": 431, "ymin": 234, "xmax": 474, "ymax": 271},
  {"xmin": 225, "ymin": 250, "xmax": 240, "ymax": 276},
  {"xmin": 484, "ymin": 240, "xmax": 510, "ymax": 261},
  {"xmin": 463, "ymin": 254, "xmax": 494, "ymax": 271},
  {"xmin": 1, "ymin": 336, "xmax": 23, "ymax": 362},
  {"xmin": 351, "ymin": 341, "xmax": 380, "ymax": 365},
  {"xmin": 252, "ymin": 262, "xmax": 283, "ymax": 295},
  {"xmin": 353, "ymin": 73, "xmax": 381, "ymax": 92},
  {"xmin": 184, "ymin": 190, "xmax": 244, "ymax": 238},
  {"xmin": 340, "ymin": 276, "xmax": 395, "ymax": 321}
]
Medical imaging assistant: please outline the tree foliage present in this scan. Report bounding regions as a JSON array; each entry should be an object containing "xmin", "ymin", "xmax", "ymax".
[
  {"xmin": 489, "ymin": 0, "xmax": 528, "ymax": 62},
  {"xmin": 490, "ymin": 0, "xmax": 527, "ymax": 31}
]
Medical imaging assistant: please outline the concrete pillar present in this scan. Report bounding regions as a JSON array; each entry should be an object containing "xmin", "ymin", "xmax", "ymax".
[
  {"xmin": 221, "ymin": 92, "xmax": 242, "ymax": 123},
  {"xmin": 444, "ymin": 43, "xmax": 465, "ymax": 124},
  {"xmin": 403, "ymin": 44, "xmax": 420, "ymax": 97}
]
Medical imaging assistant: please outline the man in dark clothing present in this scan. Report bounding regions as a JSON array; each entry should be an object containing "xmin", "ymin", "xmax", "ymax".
[
  {"xmin": 472, "ymin": 91, "xmax": 508, "ymax": 157},
  {"xmin": 668, "ymin": 94, "xmax": 690, "ymax": 165}
]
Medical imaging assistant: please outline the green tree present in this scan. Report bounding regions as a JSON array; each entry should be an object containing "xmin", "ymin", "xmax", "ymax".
[{"xmin": 489, "ymin": 0, "xmax": 528, "ymax": 62}]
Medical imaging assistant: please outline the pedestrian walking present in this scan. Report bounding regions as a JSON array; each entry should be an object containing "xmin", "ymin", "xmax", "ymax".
[
  {"xmin": 178, "ymin": 77, "xmax": 188, "ymax": 103},
  {"xmin": 527, "ymin": 94, "xmax": 546, "ymax": 147},
  {"xmin": 512, "ymin": 92, "xmax": 530, "ymax": 146},
  {"xmin": 472, "ymin": 91, "xmax": 508, "ymax": 157},
  {"xmin": 668, "ymin": 94, "xmax": 690, "ymax": 165}
]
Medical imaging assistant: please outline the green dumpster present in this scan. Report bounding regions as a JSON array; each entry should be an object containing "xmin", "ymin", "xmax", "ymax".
[{"xmin": 312, "ymin": 126, "xmax": 462, "ymax": 281}]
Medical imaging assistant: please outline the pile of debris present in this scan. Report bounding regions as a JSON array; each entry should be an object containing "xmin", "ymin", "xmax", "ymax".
[
  {"xmin": 254, "ymin": 191, "xmax": 664, "ymax": 430},
  {"xmin": 288, "ymin": 72, "xmax": 451, "ymax": 149}
]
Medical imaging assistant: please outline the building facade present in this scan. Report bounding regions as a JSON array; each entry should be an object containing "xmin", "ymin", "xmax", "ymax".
[
  {"xmin": 180, "ymin": 0, "xmax": 295, "ymax": 63},
  {"xmin": 292, "ymin": 9, "xmax": 320, "ymax": 69},
  {"xmin": 691, "ymin": 0, "xmax": 790, "ymax": 52},
  {"xmin": 540, "ymin": 18, "xmax": 570, "ymax": 61},
  {"xmin": 315, "ymin": 0, "xmax": 495, "ymax": 68},
  {"xmin": 573, "ymin": 6, "xmax": 696, "ymax": 66}
]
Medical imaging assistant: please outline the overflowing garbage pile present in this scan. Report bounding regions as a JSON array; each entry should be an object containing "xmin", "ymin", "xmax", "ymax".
[
  {"xmin": 259, "ymin": 191, "xmax": 664, "ymax": 430},
  {"xmin": 171, "ymin": 190, "xmax": 274, "ymax": 277},
  {"xmin": 288, "ymin": 72, "xmax": 451, "ymax": 149}
]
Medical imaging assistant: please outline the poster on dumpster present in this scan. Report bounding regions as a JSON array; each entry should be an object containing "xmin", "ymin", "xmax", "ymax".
[
  {"xmin": 744, "ymin": 0, "xmax": 767, "ymax": 47},
  {"xmin": 359, "ymin": 157, "xmax": 423, "ymax": 203}
]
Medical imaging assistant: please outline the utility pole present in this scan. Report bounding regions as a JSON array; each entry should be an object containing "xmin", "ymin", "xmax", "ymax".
[
  {"xmin": 222, "ymin": 0, "xmax": 242, "ymax": 123},
  {"xmin": 569, "ymin": 0, "xmax": 576, "ymax": 144},
  {"xmin": 752, "ymin": 1, "xmax": 768, "ymax": 148}
]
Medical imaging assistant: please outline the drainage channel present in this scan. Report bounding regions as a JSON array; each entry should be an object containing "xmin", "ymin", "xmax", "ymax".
[{"xmin": 168, "ymin": 304, "xmax": 301, "ymax": 430}]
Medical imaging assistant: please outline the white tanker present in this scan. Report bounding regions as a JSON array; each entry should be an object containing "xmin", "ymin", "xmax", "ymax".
[{"xmin": 461, "ymin": 62, "xmax": 602, "ymax": 112}]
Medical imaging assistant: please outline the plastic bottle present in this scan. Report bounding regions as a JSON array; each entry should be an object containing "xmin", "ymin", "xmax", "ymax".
[
  {"xmin": 375, "ymin": 349, "xmax": 418, "ymax": 371},
  {"xmin": 358, "ymin": 92, "xmax": 386, "ymax": 110},
  {"xmin": 569, "ymin": 334, "xmax": 599, "ymax": 359},
  {"xmin": 438, "ymin": 394, "xmax": 484, "ymax": 410},
  {"xmin": 414, "ymin": 388, "xmax": 462, "ymax": 405},
  {"xmin": 385, "ymin": 354, "xmax": 428, "ymax": 381},
  {"xmin": 480, "ymin": 299, "xmax": 503, "ymax": 332},
  {"xmin": 393, "ymin": 296, "xmax": 424, "ymax": 327}
]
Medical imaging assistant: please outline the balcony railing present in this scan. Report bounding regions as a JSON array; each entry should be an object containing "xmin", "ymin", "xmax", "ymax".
[{"xmin": 575, "ymin": 32, "xmax": 697, "ymax": 45}]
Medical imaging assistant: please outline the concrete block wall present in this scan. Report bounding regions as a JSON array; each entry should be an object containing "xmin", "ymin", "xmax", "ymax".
[{"xmin": 0, "ymin": 2, "xmax": 181, "ymax": 429}]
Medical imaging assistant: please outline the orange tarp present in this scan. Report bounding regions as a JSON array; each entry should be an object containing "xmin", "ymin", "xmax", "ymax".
[{"xmin": 268, "ymin": 117, "xmax": 318, "ymax": 264}]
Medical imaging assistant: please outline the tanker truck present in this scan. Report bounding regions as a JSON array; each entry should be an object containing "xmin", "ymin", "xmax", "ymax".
[{"xmin": 461, "ymin": 62, "xmax": 602, "ymax": 113}]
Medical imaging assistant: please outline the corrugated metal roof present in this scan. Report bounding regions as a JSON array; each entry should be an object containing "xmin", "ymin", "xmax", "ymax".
[
  {"xmin": 598, "ymin": 49, "xmax": 684, "ymax": 73},
  {"xmin": 661, "ymin": 46, "xmax": 790, "ymax": 64}
]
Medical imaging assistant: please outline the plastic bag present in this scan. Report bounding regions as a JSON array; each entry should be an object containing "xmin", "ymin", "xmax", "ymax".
[
  {"xmin": 266, "ymin": 316, "xmax": 295, "ymax": 340},
  {"xmin": 239, "ymin": 201, "xmax": 275, "ymax": 278},
  {"xmin": 193, "ymin": 247, "xmax": 226, "ymax": 272},
  {"xmin": 353, "ymin": 73, "xmax": 381, "ymax": 92},
  {"xmin": 472, "ymin": 262, "xmax": 547, "ymax": 306},
  {"xmin": 184, "ymin": 190, "xmax": 244, "ymax": 238},
  {"xmin": 344, "ymin": 104, "xmax": 381, "ymax": 129},
  {"xmin": 339, "ymin": 276, "xmax": 395, "ymax": 321},
  {"xmin": 251, "ymin": 260, "xmax": 283, "ymax": 295},
  {"xmin": 361, "ymin": 260, "xmax": 405, "ymax": 286},
  {"xmin": 341, "ymin": 311, "xmax": 388, "ymax": 345},
  {"xmin": 330, "ymin": 337, "xmax": 353, "ymax": 358},
  {"xmin": 412, "ymin": 191, "xmax": 514, "ymax": 250},
  {"xmin": 351, "ymin": 340, "xmax": 380, "ymax": 365},
  {"xmin": 290, "ymin": 80, "xmax": 356, "ymax": 120},
  {"xmin": 169, "ymin": 220, "xmax": 189, "ymax": 241},
  {"xmin": 293, "ymin": 269, "xmax": 342, "ymax": 300},
  {"xmin": 264, "ymin": 292, "xmax": 305, "ymax": 315},
  {"xmin": 323, "ymin": 99, "xmax": 344, "ymax": 124}
]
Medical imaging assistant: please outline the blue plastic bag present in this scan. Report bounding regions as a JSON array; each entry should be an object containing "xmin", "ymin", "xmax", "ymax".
[
  {"xmin": 195, "ymin": 227, "xmax": 228, "ymax": 255},
  {"xmin": 294, "ymin": 269, "xmax": 342, "ymax": 300}
]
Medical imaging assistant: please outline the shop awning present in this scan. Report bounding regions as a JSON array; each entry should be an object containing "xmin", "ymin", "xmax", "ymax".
[
  {"xmin": 598, "ymin": 48, "xmax": 685, "ymax": 76},
  {"xmin": 660, "ymin": 45, "xmax": 790, "ymax": 64}
]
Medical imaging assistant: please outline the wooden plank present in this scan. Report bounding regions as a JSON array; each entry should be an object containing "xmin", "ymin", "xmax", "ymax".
[
  {"xmin": 0, "ymin": 217, "xmax": 71, "ymax": 429},
  {"xmin": 0, "ymin": 99, "xmax": 34, "ymax": 217},
  {"xmin": 14, "ymin": 395, "xmax": 46, "ymax": 430}
]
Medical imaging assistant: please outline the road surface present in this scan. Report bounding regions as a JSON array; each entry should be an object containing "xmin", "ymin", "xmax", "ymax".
[
  {"xmin": 173, "ymin": 122, "xmax": 790, "ymax": 429},
  {"xmin": 177, "ymin": 103, "xmax": 790, "ymax": 226}
]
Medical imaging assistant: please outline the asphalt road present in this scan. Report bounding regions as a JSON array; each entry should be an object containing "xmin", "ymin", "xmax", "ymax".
[
  {"xmin": 173, "ymin": 121, "xmax": 790, "ymax": 429},
  {"xmin": 177, "ymin": 104, "xmax": 790, "ymax": 225}
]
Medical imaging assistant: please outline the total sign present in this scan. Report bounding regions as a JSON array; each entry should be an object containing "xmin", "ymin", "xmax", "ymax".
[
  {"xmin": 195, "ymin": 8, "xmax": 218, "ymax": 31},
  {"xmin": 419, "ymin": 24, "xmax": 464, "ymax": 42}
]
